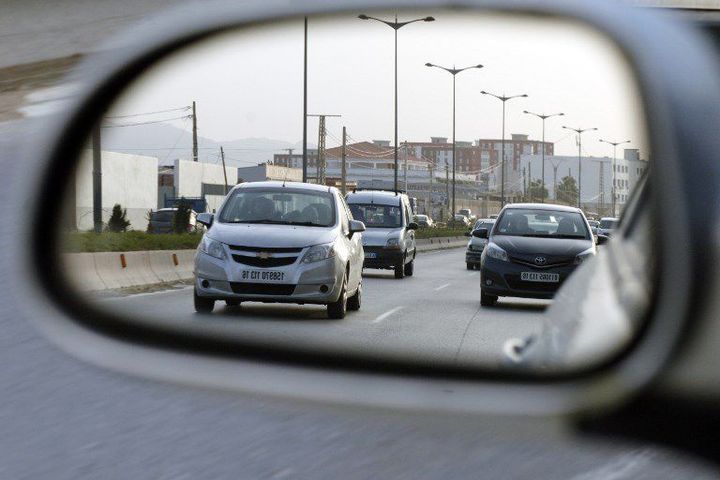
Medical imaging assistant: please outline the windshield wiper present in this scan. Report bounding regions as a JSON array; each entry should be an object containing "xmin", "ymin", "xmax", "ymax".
[
  {"xmin": 285, "ymin": 221, "xmax": 328, "ymax": 227},
  {"xmin": 223, "ymin": 219, "xmax": 289, "ymax": 224}
]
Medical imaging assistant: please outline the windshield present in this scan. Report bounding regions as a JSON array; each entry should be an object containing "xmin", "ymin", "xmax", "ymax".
[
  {"xmin": 494, "ymin": 209, "xmax": 590, "ymax": 239},
  {"xmin": 349, "ymin": 203, "xmax": 402, "ymax": 228},
  {"xmin": 218, "ymin": 188, "xmax": 336, "ymax": 227},
  {"xmin": 151, "ymin": 211, "xmax": 175, "ymax": 223},
  {"xmin": 600, "ymin": 219, "xmax": 618, "ymax": 229}
]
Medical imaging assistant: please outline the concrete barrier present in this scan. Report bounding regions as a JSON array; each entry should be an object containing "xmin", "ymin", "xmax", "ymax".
[{"xmin": 62, "ymin": 236, "xmax": 465, "ymax": 292}]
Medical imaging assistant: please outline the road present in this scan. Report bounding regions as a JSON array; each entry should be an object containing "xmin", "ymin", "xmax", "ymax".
[{"xmin": 98, "ymin": 248, "xmax": 547, "ymax": 369}]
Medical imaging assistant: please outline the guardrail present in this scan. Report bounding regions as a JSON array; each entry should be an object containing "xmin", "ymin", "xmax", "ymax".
[{"xmin": 62, "ymin": 236, "xmax": 468, "ymax": 292}]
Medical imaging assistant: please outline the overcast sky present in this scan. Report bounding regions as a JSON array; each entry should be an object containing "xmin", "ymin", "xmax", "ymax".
[{"xmin": 108, "ymin": 9, "xmax": 648, "ymax": 159}]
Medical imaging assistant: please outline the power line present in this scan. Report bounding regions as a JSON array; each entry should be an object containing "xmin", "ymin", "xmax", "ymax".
[
  {"xmin": 105, "ymin": 106, "xmax": 191, "ymax": 119},
  {"xmin": 102, "ymin": 114, "xmax": 192, "ymax": 128}
]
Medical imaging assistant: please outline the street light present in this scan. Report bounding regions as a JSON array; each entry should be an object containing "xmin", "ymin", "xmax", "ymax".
[
  {"xmin": 481, "ymin": 91, "xmax": 528, "ymax": 206},
  {"xmin": 523, "ymin": 110, "xmax": 564, "ymax": 203},
  {"xmin": 359, "ymin": 13, "xmax": 435, "ymax": 192},
  {"xmin": 561, "ymin": 125, "xmax": 599, "ymax": 208},
  {"xmin": 599, "ymin": 138, "xmax": 631, "ymax": 217},
  {"xmin": 426, "ymin": 62, "xmax": 484, "ymax": 216}
]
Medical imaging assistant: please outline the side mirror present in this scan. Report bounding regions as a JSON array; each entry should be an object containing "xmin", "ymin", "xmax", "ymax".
[
  {"xmin": 464, "ymin": 231, "xmax": 471, "ymax": 237},
  {"xmin": 407, "ymin": 222, "xmax": 419, "ymax": 230},
  {"xmin": 349, "ymin": 220, "xmax": 366, "ymax": 235},
  {"xmin": 596, "ymin": 234, "xmax": 610, "ymax": 245},
  {"xmin": 472, "ymin": 228, "xmax": 489, "ymax": 239},
  {"xmin": 197, "ymin": 212, "xmax": 214, "ymax": 227}
]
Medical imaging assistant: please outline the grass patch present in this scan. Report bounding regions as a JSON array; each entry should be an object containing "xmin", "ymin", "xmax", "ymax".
[
  {"xmin": 414, "ymin": 227, "xmax": 470, "ymax": 239},
  {"xmin": 62, "ymin": 231, "xmax": 203, "ymax": 253}
]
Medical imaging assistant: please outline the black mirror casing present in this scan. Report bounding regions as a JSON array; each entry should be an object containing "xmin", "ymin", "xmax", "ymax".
[
  {"xmin": 473, "ymin": 228, "xmax": 489, "ymax": 239},
  {"xmin": 596, "ymin": 234, "xmax": 609, "ymax": 245},
  {"xmin": 407, "ymin": 222, "xmax": 419, "ymax": 230}
]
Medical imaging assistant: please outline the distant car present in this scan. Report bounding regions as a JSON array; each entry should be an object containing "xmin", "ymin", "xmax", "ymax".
[
  {"xmin": 413, "ymin": 214, "xmax": 434, "ymax": 228},
  {"xmin": 479, "ymin": 203, "xmax": 596, "ymax": 306},
  {"xmin": 597, "ymin": 217, "xmax": 619, "ymax": 237},
  {"xmin": 148, "ymin": 207, "xmax": 199, "ymax": 234},
  {"xmin": 346, "ymin": 190, "xmax": 418, "ymax": 279},
  {"xmin": 588, "ymin": 219, "xmax": 600, "ymax": 236},
  {"xmin": 447, "ymin": 214, "xmax": 471, "ymax": 228},
  {"xmin": 465, "ymin": 218, "xmax": 495, "ymax": 269},
  {"xmin": 458, "ymin": 208, "xmax": 474, "ymax": 221}
]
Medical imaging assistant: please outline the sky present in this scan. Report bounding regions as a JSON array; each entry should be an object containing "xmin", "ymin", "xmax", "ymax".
[{"xmin": 107, "ymin": 9, "xmax": 649, "ymax": 159}]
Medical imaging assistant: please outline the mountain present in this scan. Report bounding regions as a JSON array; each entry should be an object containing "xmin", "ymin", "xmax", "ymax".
[{"xmin": 100, "ymin": 123, "xmax": 313, "ymax": 167}]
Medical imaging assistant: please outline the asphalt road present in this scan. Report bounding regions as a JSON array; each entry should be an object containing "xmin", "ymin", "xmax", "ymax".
[{"xmin": 98, "ymin": 248, "xmax": 546, "ymax": 369}]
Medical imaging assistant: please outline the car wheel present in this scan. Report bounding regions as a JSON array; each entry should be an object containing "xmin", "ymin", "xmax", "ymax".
[
  {"xmin": 466, "ymin": 262, "xmax": 474, "ymax": 270},
  {"xmin": 404, "ymin": 259, "xmax": 414, "ymax": 276},
  {"xmin": 480, "ymin": 289, "xmax": 498, "ymax": 307},
  {"xmin": 347, "ymin": 281, "xmax": 361, "ymax": 311},
  {"xmin": 225, "ymin": 299, "xmax": 241, "ymax": 307},
  {"xmin": 194, "ymin": 287, "xmax": 215, "ymax": 313},
  {"xmin": 327, "ymin": 275, "xmax": 348, "ymax": 319},
  {"xmin": 394, "ymin": 254, "xmax": 406, "ymax": 279}
]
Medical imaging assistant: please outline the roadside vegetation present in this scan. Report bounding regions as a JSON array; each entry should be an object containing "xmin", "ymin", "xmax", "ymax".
[{"xmin": 63, "ymin": 231, "xmax": 203, "ymax": 253}]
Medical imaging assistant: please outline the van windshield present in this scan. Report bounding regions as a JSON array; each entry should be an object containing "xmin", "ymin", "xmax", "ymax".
[{"xmin": 349, "ymin": 204, "xmax": 402, "ymax": 228}]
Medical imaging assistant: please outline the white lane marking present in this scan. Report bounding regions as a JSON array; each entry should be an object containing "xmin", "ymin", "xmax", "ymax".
[
  {"xmin": 372, "ymin": 306, "xmax": 404, "ymax": 324},
  {"xmin": 568, "ymin": 449, "xmax": 654, "ymax": 480},
  {"xmin": 434, "ymin": 283, "xmax": 451, "ymax": 291}
]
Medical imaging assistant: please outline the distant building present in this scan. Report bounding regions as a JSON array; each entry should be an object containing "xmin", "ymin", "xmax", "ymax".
[{"xmin": 237, "ymin": 164, "xmax": 303, "ymax": 183}]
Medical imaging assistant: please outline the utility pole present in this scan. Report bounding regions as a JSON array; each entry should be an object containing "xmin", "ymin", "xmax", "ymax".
[
  {"xmin": 523, "ymin": 110, "xmax": 564, "ymax": 202},
  {"xmin": 523, "ymin": 166, "xmax": 527, "ymax": 199},
  {"xmin": 445, "ymin": 160, "xmax": 450, "ymax": 212},
  {"xmin": 598, "ymin": 161, "xmax": 604, "ymax": 214},
  {"xmin": 302, "ymin": 17, "xmax": 308, "ymax": 182},
  {"xmin": 192, "ymin": 101, "xmax": 198, "ymax": 162},
  {"xmin": 403, "ymin": 141, "xmax": 408, "ymax": 192},
  {"xmin": 428, "ymin": 162, "xmax": 434, "ymax": 216},
  {"xmin": 307, "ymin": 114, "xmax": 340, "ymax": 185},
  {"xmin": 552, "ymin": 162, "xmax": 559, "ymax": 200},
  {"xmin": 562, "ymin": 125, "xmax": 598, "ymax": 209},
  {"xmin": 341, "ymin": 126, "xmax": 347, "ymax": 195},
  {"xmin": 92, "ymin": 124, "xmax": 102, "ymax": 233},
  {"xmin": 528, "ymin": 163, "xmax": 532, "ymax": 201},
  {"xmin": 220, "ymin": 146, "xmax": 229, "ymax": 194}
]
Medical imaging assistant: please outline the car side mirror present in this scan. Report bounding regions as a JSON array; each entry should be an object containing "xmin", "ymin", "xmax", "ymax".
[
  {"xmin": 472, "ymin": 228, "xmax": 489, "ymax": 239},
  {"xmin": 464, "ymin": 231, "xmax": 471, "ymax": 237},
  {"xmin": 349, "ymin": 220, "xmax": 366, "ymax": 236},
  {"xmin": 407, "ymin": 222, "xmax": 419, "ymax": 230},
  {"xmin": 596, "ymin": 234, "xmax": 610, "ymax": 245},
  {"xmin": 196, "ymin": 212, "xmax": 214, "ymax": 227}
]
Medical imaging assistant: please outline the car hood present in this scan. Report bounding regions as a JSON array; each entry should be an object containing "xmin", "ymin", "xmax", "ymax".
[
  {"xmin": 208, "ymin": 222, "xmax": 337, "ymax": 248},
  {"xmin": 361, "ymin": 227, "xmax": 403, "ymax": 247},
  {"xmin": 490, "ymin": 235, "xmax": 592, "ymax": 256}
]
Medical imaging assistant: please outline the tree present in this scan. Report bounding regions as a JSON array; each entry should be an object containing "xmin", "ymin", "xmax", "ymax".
[
  {"xmin": 173, "ymin": 198, "xmax": 192, "ymax": 234},
  {"xmin": 106, "ymin": 204, "xmax": 131, "ymax": 232},
  {"xmin": 146, "ymin": 209, "xmax": 154, "ymax": 233},
  {"xmin": 527, "ymin": 179, "xmax": 548, "ymax": 202},
  {"xmin": 556, "ymin": 176, "xmax": 579, "ymax": 205}
]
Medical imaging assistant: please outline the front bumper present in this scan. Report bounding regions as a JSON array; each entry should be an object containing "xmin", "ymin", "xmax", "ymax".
[
  {"xmin": 480, "ymin": 255, "xmax": 578, "ymax": 300},
  {"xmin": 465, "ymin": 248, "xmax": 484, "ymax": 264},
  {"xmin": 362, "ymin": 246, "xmax": 404, "ymax": 269},
  {"xmin": 194, "ymin": 251, "xmax": 344, "ymax": 304}
]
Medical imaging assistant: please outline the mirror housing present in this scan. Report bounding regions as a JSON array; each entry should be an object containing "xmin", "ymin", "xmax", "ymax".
[
  {"xmin": 596, "ymin": 234, "xmax": 610, "ymax": 245},
  {"xmin": 349, "ymin": 220, "xmax": 366, "ymax": 235},
  {"xmin": 472, "ymin": 228, "xmax": 489, "ymax": 239},
  {"xmin": 407, "ymin": 222, "xmax": 419, "ymax": 230},
  {"xmin": 196, "ymin": 212, "xmax": 214, "ymax": 227},
  {"xmin": 464, "ymin": 231, "xmax": 471, "ymax": 237}
]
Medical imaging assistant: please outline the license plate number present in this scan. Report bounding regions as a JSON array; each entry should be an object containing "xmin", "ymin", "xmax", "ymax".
[
  {"xmin": 521, "ymin": 272, "xmax": 559, "ymax": 283},
  {"xmin": 240, "ymin": 270, "xmax": 285, "ymax": 282},
  {"xmin": 365, "ymin": 252, "xmax": 378, "ymax": 259}
]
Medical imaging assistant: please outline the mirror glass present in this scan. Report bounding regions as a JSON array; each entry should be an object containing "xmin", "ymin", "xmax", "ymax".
[{"xmin": 57, "ymin": 9, "xmax": 651, "ymax": 375}]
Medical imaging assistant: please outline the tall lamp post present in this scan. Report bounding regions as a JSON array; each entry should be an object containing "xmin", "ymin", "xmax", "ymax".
[
  {"xmin": 359, "ymin": 13, "xmax": 434, "ymax": 192},
  {"xmin": 523, "ymin": 110, "xmax": 564, "ymax": 203},
  {"xmin": 599, "ymin": 139, "xmax": 630, "ymax": 217},
  {"xmin": 561, "ymin": 125, "xmax": 598, "ymax": 209},
  {"xmin": 426, "ymin": 63, "xmax": 484, "ymax": 216},
  {"xmin": 481, "ymin": 91, "xmax": 528, "ymax": 206}
]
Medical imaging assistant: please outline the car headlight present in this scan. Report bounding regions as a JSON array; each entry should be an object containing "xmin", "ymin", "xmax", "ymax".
[
  {"xmin": 385, "ymin": 237, "xmax": 401, "ymax": 249},
  {"xmin": 301, "ymin": 242, "xmax": 336, "ymax": 263},
  {"xmin": 484, "ymin": 242, "xmax": 509, "ymax": 262},
  {"xmin": 199, "ymin": 236, "xmax": 227, "ymax": 260},
  {"xmin": 574, "ymin": 246, "xmax": 596, "ymax": 265}
]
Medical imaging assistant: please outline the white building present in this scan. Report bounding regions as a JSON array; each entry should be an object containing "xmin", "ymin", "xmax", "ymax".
[
  {"xmin": 237, "ymin": 164, "xmax": 303, "ymax": 183},
  {"xmin": 173, "ymin": 159, "xmax": 238, "ymax": 213},
  {"xmin": 72, "ymin": 149, "xmax": 158, "ymax": 231}
]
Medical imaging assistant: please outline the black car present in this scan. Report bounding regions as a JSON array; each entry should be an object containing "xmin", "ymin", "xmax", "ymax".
[{"xmin": 478, "ymin": 204, "xmax": 596, "ymax": 306}]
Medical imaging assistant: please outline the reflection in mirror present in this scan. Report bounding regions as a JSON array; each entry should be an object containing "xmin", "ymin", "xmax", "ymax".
[{"xmin": 58, "ymin": 10, "xmax": 651, "ymax": 375}]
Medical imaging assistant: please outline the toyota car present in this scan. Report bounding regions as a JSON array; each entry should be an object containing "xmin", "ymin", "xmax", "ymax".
[
  {"xmin": 477, "ymin": 204, "xmax": 595, "ymax": 306},
  {"xmin": 193, "ymin": 182, "xmax": 365, "ymax": 319}
]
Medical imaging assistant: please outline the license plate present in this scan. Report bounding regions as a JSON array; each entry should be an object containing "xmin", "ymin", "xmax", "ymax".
[
  {"xmin": 365, "ymin": 252, "xmax": 378, "ymax": 259},
  {"xmin": 240, "ymin": 270, "xmax": 285, "ymax": 282},
  {"xmin": 520, "ymin": 272, "xmax": 560, "ymax": 283}
]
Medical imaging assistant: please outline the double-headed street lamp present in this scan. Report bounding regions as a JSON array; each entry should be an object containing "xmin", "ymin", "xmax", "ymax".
[
  {"xmin": 523, "ymin": 110, "xmax": 564, "ymax": 203},
  {"xmin": 358, "ymin": 14, "xmax": 434, "ymax": 192},
  {"xmin": 481, "ymin": 91, "xmax": 528, "ymax": 206},
  {"xmin": 599, "ymin": 138, "xmax": 631, "ymax": 217},
  {"xmin": 426, "ymin": 63, "xmax": 484, "ymax": 215},
  {"xmin": 561, "ymin": 125, "xmax": 598, "ymax": 208}
]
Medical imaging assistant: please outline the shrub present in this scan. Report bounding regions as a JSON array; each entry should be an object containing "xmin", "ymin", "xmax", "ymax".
[{"xmin": 106, "ymin": 204, "xmax": 131, "ymax": 232}]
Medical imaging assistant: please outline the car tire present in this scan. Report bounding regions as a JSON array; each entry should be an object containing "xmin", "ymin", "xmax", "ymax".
[
  {"xmin": 327, "ymin": 275, "xmax": 348, "ymax": 319},
  {"xmin": 194, "ymin": 287, "xmax": 215, "ymax": 313},
  {"xmin": 480, "ymin": 289, "xmax": 498, "ymax": 307},
  {"xmin": 225, "ymin": 299, "xmax": 241, "ymax": 307},
  {"xmin": 347, "ymin": 281, "xmax": 361, "ymax": 311},
  {"xmin": 466, "ymin": 262, "xmax": 474, "ymax": 270},
  {"xmin": 394, "ymin": 254, "xmax": 406, "ymax": 279},
  {"xmin": 404, "ymin": 259, "xmax": 414, "ymax": 277}
]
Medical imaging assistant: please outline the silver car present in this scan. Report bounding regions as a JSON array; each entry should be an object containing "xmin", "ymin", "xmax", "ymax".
[{"xmin": 193, "ymin": 182, "xmax": 365, "ymax": 319}]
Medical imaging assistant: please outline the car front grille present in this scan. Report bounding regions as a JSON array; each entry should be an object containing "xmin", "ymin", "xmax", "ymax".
[
  {"xmin": 229, "ymin": 282, "xmax": 296, "ymax": 295},
  {"xmin": 509, "ymin": 257, "xmax": 574, "ymax": 269},
  {"xmin": 231, "ymin": 255, "xmax": 298, "ymax": 268},
  {"xmin": 228, "ymin": 245, "xmax": 303, "ymax": 253}
]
